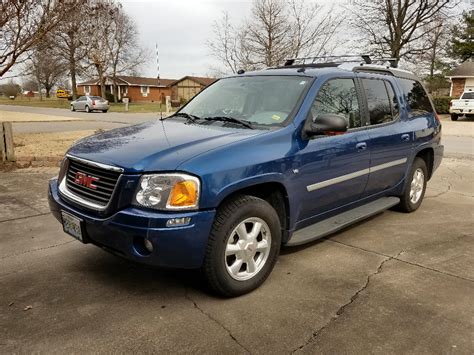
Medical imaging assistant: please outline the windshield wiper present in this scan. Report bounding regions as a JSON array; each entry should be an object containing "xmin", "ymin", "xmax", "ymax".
[
  {"xmin": 204, "ymin": 116, "xmax": 253, "ymax": 129},
  {"xmin": 162, "ymin": 112, "xmax": 201, "ymax": 123}
]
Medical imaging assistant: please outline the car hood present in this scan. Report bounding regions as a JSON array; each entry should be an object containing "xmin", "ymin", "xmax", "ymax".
[{"xmin": 67, "ymin": 119, "xmax": 266, "ymax": 172}]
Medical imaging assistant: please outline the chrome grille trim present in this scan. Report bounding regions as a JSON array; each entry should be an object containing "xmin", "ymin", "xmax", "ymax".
[{"xmin": 58, "ymin": 155, "xmax": 123, "ymax": 211}]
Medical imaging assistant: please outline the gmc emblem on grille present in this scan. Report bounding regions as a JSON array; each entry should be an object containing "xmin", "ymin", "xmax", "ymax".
[{"xmin": 74, "ymin": 171, "xmax": 99, "ymax": 189}]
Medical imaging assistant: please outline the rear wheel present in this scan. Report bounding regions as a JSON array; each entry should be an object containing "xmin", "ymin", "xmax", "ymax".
[
  {"xmin": 202, "ymin": 195, "xmax": 281, "ymax": 297},
  {"xmin": 85, "ymin": 105, "xmax": 91, "ymax": 113},
  {"xmin": 451, "ymin": 113, "xmax": 458, "ymax": 121},
  {"xmin": 102, "ymin": 109, "xmax": 108, "ymax": 113},
  {"xmin": 397, "ymin": 157, "xmax": 428, "ymax": 213}
]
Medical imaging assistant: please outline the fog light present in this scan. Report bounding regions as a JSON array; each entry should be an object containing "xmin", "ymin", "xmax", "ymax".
[
  {"xmin": 166, "ymin": 217, "xmax": 191, "ymax": 227},
  {"xmin": 144, "ymin": 239, "xmax": 154, "ymax": 252}
]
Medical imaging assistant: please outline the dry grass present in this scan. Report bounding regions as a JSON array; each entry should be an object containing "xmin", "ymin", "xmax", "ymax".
[
  {"xmin": 0, "ymin": 110, "xmax": 81, "ymax": 122},
  {"xmin": 14, "ymin": 130, "xmax": 95, "ymax": 158}
]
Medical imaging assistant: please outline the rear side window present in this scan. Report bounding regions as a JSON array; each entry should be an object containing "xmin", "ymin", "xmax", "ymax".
[
  {"xmin": 398, "ymin": 79, "xmax": 433, "ymax": 117},
  {"xmin": 461, "ymin": 92, "xmax": 474, "ymax": 99},
  {"xmin": 361, "ymin": 79, "xmax": 393, "ymax": 125},
  {"xmin": 311, "ymin": 78, "xmax": 361, "ymax": 128}
]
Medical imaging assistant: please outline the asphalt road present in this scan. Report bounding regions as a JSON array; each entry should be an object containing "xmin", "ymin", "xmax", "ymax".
[{"xmin": 0, "ymin": 157, "xmax": 473, "ymax": 353}]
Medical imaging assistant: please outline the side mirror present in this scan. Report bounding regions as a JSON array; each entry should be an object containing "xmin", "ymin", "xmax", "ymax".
[{"xmin": 304, "ymin": 113, "xmax": 348, "ymax": 137}]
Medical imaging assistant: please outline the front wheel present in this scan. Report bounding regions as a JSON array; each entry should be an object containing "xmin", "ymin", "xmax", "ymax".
[
  {"xmin": 70, "ymin": 105, "xmax": 75, "ymax": 112},
  {"xmin": 397, "ymin": 157, "xmax": 428, "ymax": 213},
  {"xmin": 451, "ymin": 114, "xmax": 458, "ymax": 121},
  {"xmin": 85, "ymin": 105, "xmax": 91, "ymax": 113},
  {"xmin": 202, "ymin": 195, "xmax": 281, "ymax": 297}
]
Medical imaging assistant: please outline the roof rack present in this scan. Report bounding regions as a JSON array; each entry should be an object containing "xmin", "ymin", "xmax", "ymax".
[{"xmin": 282, "ymin": 55, "xmax": 398, "ymax": 68}]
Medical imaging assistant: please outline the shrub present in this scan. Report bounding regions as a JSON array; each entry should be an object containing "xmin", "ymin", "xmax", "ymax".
[
  {"xmin": 105, "ymin": 92, "xmax": 115, "ymax": 102},
  {"xmin": 431, "ymin": 96, "xmax": 454, "ymax": 114}
]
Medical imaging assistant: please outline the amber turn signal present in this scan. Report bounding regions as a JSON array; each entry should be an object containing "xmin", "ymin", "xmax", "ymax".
[{"xmin": 167, "ymin": 180, "xmax": 199, "ymax": 207}]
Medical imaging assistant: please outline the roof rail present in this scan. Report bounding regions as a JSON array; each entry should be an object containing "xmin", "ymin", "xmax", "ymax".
[{"xmin": 283, "ymin": 54, "xmax": 372, "ymax": 67}]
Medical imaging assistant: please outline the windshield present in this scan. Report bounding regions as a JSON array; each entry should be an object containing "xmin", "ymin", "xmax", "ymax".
[
  {"xmin": 461, "ymin": 92, "xmax": 474, "ymax": 100},
  {"xmin": 179, "ymin": 76, "xmax": 311, "ymax": 126}
]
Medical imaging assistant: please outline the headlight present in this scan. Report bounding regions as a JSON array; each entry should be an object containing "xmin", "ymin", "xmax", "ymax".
[{"xmin": 133, "ymin": 173, "xmax": 200, "ymax": 210}]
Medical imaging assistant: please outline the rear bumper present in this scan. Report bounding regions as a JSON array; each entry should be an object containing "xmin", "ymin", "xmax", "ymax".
[
  {"xmin": 450, "ymin": 108, "xmax": 474, "ymax": 115},
  {"xmin": 91, "ymin": 104, "xmax": 109, "ymax": 110},
  {"xmin": 48, "ymin": 179, "xmax": 215, "ymax": 269}
]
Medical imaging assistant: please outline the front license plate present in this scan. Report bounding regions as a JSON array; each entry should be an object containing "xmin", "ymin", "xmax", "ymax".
[{"xmin": 61, "ymin": 211, "xmax": 83, "ymax": 242}]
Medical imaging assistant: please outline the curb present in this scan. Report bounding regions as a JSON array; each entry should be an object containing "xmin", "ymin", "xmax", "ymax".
[{"xmin": 1, "ymin": 155, "xmax": 62, "ymax": 169}]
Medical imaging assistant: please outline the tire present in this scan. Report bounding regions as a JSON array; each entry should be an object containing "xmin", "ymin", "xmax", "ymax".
[
  {"xmin": 70, "ymin": 105, "xmax": 75, "ymax": 112},
  {"xmin": 102, "ymin": 109, "xmax": 108, "ymax": 113},
  {"xmin": 451, "ymin": 114, "xmax": 458, "ymax": 121},
  {"xmin": 85, "ymin": 105, "xmax": 91, "ymax": 113},
  {"xmin": 397, "ymin": 157, "xmax": 428, "ymax": 213},
  {"xmin": 202, "ymin": 195, "xmax": 281, "ymax": 297}
]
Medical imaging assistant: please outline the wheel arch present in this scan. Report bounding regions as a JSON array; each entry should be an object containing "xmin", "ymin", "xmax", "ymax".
[
  {"xmin": 415, "ymin": 147, "xmax": 434, "ymax": 180},
  {"xmin": 215, "ymin": 180, "xmax": 290, "ymax": 243}
]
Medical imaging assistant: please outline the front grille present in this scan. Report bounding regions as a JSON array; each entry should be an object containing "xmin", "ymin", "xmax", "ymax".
[{"xmin": 65, "ymin": 159, "xmax": 121, "ymax": 207}]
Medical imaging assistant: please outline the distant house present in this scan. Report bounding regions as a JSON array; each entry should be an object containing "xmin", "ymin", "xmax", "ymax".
[
  {"xmin": 447, "ymin": 61, "xmax": 474, "ymax": 98},
  {"xmin": 77, "ymin": 76, "xmax": 175, "ymax": 102},
  {"xmin": 170, "ymin": 76, "xmax": 217, "ymax": 103},
  {"xmin": 77, "ymin": 75, "xmax": 217, "ymax": 103}
]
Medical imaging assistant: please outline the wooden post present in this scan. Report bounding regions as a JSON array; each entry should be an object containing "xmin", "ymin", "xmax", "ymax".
[
  {"xmin": 2, "ymin": 122, "xmax": 15, "ymax": 161},
  {"xmin": 0, "ymin": 123, "xmax": 5, "ymax": 162}
]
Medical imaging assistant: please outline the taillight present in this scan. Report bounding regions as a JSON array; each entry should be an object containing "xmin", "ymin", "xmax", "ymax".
[{"xmin": 92, "ymin": 100, "xmax": 96, "ymax": 105}]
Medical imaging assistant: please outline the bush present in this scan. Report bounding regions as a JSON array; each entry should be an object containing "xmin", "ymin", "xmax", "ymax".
[
  {"xmin": 105, "ymin": 92, "xmax": 115, "ymax": 102},
  {"xmin": 432, "ymin": 96, "xmax": 454, "ymax": 114}
]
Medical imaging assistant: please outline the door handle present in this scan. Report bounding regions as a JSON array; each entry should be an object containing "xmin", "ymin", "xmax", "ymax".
[
  {"xmin": 401, "ymin": 134, "xmax": 410, "ymax": 142},
  {"xmin": 356, "ymin": 142, "xmax": 367, "ymax": 151}
]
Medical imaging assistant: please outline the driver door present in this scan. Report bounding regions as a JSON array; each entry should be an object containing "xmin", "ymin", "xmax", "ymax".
[{"xmin": 294, "ymin": 78, "xmax": 370, "ymax": 226}]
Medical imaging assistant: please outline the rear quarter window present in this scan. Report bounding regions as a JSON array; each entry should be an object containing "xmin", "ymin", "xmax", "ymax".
[{"xmin": 398, "ymin": 78, "xmax": 433, "ymax": 118}]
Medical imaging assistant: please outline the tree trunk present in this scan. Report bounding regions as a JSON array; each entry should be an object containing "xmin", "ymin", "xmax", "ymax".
[{"xmin": 69, "ymin": 55, "xmax": 78, "ymax": 100}]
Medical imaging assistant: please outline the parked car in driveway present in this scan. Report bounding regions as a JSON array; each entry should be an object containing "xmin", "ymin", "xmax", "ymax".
[
  {"xmin": 70, "ymin": 96, "xmax": 109, "ymax": 113},
  {"xmin": 449, "ymin": 91, "xmax": 474, "ymax": 121},
  {"xmin": 49, "ymin": 56, "xmax": 443, "ymax": 297}
]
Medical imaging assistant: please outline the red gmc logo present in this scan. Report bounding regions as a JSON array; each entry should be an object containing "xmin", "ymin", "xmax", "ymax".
[{"xmin": 74, "ymin": 171, "xmax": 99, "ymax": 189}]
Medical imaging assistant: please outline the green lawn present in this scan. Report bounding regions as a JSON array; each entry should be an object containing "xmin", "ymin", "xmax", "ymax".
[{"xmin": 0, "ymin": 97, "xmax": 171, "ymax": 113}]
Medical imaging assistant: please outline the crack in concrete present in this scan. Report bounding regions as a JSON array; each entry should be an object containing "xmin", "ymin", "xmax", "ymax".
[
  {"xmin": 291, "ymin": 251, "xmax": 402, "ymax": 353},
  {"xmin": 0, "ymin": 240, "xmax": 75, "ymax": 260},
  {"xmin": 0, "ymin": 212, "xmax": 51, "ymax": 224},
  {"xmin": 329, "ymin": 238, "xmax": 474, "ymax": 283},
  {"xmin": 184, "ymin": 289, "xmax": 251, "ymax": 354}
]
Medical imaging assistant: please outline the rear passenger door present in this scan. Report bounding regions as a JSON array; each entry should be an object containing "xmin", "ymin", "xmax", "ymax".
[{"xmin": 359, "ymin": 77, "xmax": 412, "ymax": 196}]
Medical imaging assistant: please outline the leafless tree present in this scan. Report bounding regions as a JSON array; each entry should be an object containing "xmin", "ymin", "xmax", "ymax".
[
  {"xmin": 107, "ymin": 9, "xmax": 149, "ymax": 102},
  {"xmin": 0, "ymin": 0, "xmax": 80, "ymax": 77},
  {"xmin": 208, "ymin": 0, "xmax": 341, "ymax": 73},
  {"xmin": 350, "ymin": 0, "xmax": 455, "ymax": 65},
  {"xmin": 54, "ymin": 4, "xmax": 90, "ymax": 100},
  {"xmin": 25, "ymin": 37, "xmax": 67, "ymax": 98}
]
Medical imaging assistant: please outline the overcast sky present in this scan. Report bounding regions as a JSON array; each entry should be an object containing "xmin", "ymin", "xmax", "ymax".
[{"xmin": 121, "ymin": 0, "xmax": 254, "ymax": 79}]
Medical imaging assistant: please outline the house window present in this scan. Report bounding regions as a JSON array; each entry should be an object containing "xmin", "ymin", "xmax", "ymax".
[
  {"xmin": 84, "ymin": 85, "xmax": 91, "ymax": 95},
  {"xmin": 141, "ymin": 86, "xmax": 150, "ymax": 96}
]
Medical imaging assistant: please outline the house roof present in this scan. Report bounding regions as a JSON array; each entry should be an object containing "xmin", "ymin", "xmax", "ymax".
[
  {"xmin": 171, "ymin": 76, "xmax": 218, "ymax": 87},
  {"xmin": 77, "ymin": 76, "xmax": 176, "ymax": 87},
  {"xmin": 447, "ymin": 61, "xmax": 474, "ymax": 78}
]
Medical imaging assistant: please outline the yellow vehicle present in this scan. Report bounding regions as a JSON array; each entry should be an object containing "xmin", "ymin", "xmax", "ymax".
[{"xmin": 56, "ymin": 89, "xmax": 72, "ymax": 99}]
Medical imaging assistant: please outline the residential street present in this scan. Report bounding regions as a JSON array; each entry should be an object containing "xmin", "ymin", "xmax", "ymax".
[{"xmin": 1, "ymin": 157, "xmax": 473, "ymax": 353}]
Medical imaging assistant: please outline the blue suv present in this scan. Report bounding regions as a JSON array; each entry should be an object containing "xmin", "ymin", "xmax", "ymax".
[{"xmin": 48, "ymin": 57, "xmax": 443, "ymax": 296}]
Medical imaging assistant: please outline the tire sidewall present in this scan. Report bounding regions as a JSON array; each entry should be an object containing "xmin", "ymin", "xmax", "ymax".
[
  {"xmin": 207, "ymin": 197, "xmax": 281, "ymax": 296},
  {"xmin": 403, "ymin": 158, "xmax": 428, "ymax": 212}
]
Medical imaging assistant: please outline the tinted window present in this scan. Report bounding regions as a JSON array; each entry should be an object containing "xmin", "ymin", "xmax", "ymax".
[
  {"xmin": 398, "ymin": 78, "xmax": 433, "ymax": 117},
  {"xmin": 311, "ymin": 79, "xmax": 361, "ymax": 128},
  {"xmin": 461, "ymin": 92, "xmax": 474, "ymax": 99},
  {"xmin": 385, "ymin": 81, "xmax": 399, "ymax": 118},
  {"xmin": 362, "ymin": 79, "xmax": 393, "ymax": 125}
]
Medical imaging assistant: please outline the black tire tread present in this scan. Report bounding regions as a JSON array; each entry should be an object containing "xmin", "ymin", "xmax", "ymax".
[{"xmin": 203, "ymin": 195, "xmax": 280, "ymax": 297}]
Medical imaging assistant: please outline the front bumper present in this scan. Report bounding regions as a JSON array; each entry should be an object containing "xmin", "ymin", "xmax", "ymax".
[{"xmin": 48, "ymin": 179, "xmax": 215, "ymax": 269}]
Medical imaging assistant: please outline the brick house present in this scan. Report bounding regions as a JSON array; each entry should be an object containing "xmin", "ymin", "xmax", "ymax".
[
  {"xmin": 77, "ymin": 76, "xmax": 175, "ymax": 102},
  {"xmin": 447, "ymin": 61, "xmax": 474, "ymax": 98},
  {"xmin": 77, "ymin": 75, "xmax": 217, "ymax": 103},
  {"xmin": 170, "ymin": 76, "xmax": 217, "ymax": 103}
]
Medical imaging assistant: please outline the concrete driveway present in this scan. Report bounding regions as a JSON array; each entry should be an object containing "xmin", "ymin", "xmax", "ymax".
[{"xmin": 1, "ymin": 154, "xmax": 473, "ymax": 352}]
